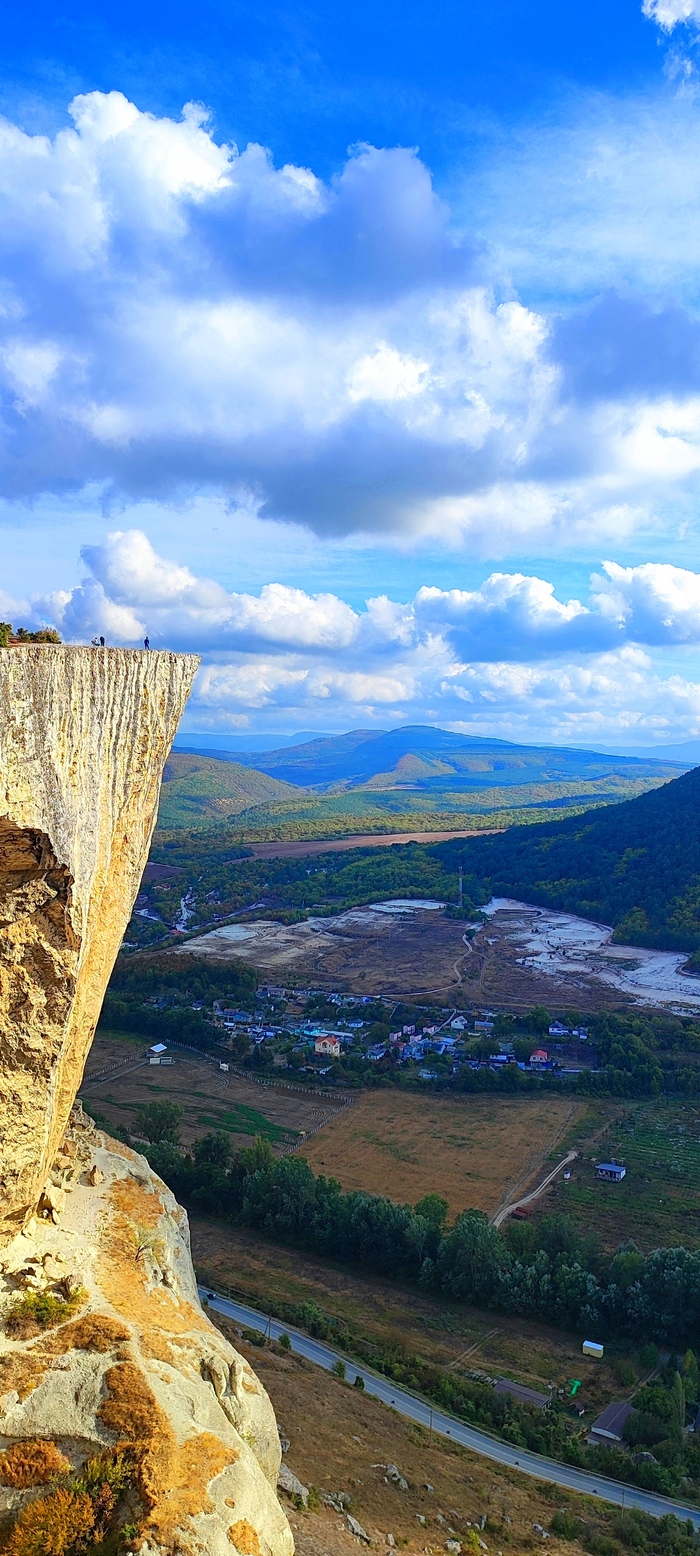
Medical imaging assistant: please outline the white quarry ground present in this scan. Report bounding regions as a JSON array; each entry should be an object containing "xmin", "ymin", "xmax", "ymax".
[
  {"xmin": 483, "ymin": 898, "xmax": 700, "ymax": 1015},
  {"xmin": 181, "ymin": 898, "xmax": 447, "ymax": 967}
]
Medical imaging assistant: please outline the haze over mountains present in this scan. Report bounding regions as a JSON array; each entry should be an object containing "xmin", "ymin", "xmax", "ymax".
[{"xmin": 177, "ymin": 725, "xmax": 687, "ymax": 790}]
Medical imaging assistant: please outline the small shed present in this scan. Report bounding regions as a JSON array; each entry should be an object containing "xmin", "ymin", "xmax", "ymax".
[
  {"xmin": 582, "ymin": 1340, "xmax": 604, "ymax": 1359},
  {"xmin": 596, "ymin": 1162, "xmax": 626, "ymax": 1182},
  {"xmin": 149, "ymin": 1043, "xmax": 167, "ymax": 1055}
]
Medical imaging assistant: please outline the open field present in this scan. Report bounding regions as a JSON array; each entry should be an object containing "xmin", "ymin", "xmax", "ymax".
[
  {"xmin": 79, "ymin": 1032, "xmax": 347, "ymax": 1152},
  {"xmin": 237, "ymin": 828, "xmax": 499, "ymax": 859},
  {"xmin": 298, "ymin": 1090, "xmax": 586, "ymax": 1217},
  {"xmin": 215, "ymin": 1313, "xmax": 620, "ymax": 1556},
  {"xmin": 529, "ymin": 1099, "xmax": 700, "ymax": 1253},
  {"xmin": 180, "ymin": 900, "xmax": 479, "ymax": 997},
  {"xmin": 193, "ymin": 1217, "xmax": 627, "ymax": 1421}
]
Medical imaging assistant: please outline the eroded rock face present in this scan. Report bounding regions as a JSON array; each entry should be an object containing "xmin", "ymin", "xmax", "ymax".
[
  {"xmin": 0, "ymin": 649, "xmax": 294, "ymax": 1556},
  {"xmin": 0, "ymin": 646, "xmax": 198, "ymax": 1243},
  {"xmin": 0, "ymin": 1109, "xmax": 293, "ymax": 1556}
]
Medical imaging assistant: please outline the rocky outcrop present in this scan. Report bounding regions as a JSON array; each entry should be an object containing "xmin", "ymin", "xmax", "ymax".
[
  {"xmin": 0, "ymin": 646, "xmax": 197, "ymax": 1244},
  {"xmin": 0, "ymin": 646, "xmax": 294, "ymax": 1556},
  {"xmin": 0, "ymin": 1107, "xmax": 293, "ymax": 1556}
]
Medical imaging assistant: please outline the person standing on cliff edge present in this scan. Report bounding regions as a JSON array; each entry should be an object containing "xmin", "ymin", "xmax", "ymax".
[{"xmin": 144, "ymin": 636, "xmax": 150, "ymax": 649}]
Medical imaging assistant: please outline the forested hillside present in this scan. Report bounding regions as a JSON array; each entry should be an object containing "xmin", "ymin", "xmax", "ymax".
[
  {"xmin": 440, "ymin": 763, "xmax": 700, "ymax": 950},
  {"xmin": 158, "ymin": 752, "xmax": 300, "ymax": 827}
]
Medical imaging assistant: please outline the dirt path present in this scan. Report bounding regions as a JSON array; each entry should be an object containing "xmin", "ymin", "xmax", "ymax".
[
  {"xmin": 492, "ymin": 1149, "xmax": 579, "ymax": 1228},
  {"xmin": 489, "ymin": 1100, "xmax": 582, "ymax": 1227}
]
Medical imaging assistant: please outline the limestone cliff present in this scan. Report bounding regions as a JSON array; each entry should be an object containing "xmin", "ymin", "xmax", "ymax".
[
  {"xmin": 0, "ymin": 647, "xmax": 294, "ymax": 1556},
  {"xmin": 0, "ymin": 646, "xmax": 197, "ymax": 1244},
  {"xmin": 0, "ymin": 1107, "xmax": 293, "ymax": 1556}
]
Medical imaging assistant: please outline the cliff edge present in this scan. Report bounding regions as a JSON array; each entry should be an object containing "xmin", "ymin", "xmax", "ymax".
[
  {"xmin": 0, "ymin": 647, "xmax": 294, "ymax": 1556},
  {"xmin": 0, "ymin": 646, "xmax": 197, "ymax": 1242}
]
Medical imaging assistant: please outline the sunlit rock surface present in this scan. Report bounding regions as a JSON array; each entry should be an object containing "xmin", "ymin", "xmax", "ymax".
[
  {"xmin": 0, "ymin": 1111, "xmax": 293, "ymax": 1556},
  {"xmin": 0, "ymin": 646, "xmax": 197, "ymax": 1242}
]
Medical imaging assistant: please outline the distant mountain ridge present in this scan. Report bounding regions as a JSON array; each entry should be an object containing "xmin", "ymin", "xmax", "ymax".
[
  {"xmin": 155, "ymin": 725, "xmax": 689, "ymax": 839},
  {"xmin": 228, "ymin": 724, "xmax": 688, "ymax": 791},
  {"xmin": 438, "ymin": 762, "xmax": 700, "ymax": 951}
]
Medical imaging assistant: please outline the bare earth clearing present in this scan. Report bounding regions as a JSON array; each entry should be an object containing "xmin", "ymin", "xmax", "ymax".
[
  {"xmin": 240, "ymin": 828, "xmax": 500, "ymax": 860},
  {"xmin": 180, "ymin": 900, "xmax": 475, "ymax": 997},
  {"xmin": 79, "ymin": 1033, "xmax": 347, "ymax": 1151},
  {"xmin": 299, "ymin": 1090, "xmax": 585, "ymax": 1217}
]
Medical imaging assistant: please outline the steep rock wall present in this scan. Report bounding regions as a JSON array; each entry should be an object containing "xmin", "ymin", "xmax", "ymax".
[{"xmin": 0, "ymin": 646, "xmax": 198, "ymax": 1243}]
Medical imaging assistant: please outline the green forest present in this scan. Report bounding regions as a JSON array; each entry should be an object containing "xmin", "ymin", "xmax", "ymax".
[
  {"xmin": 439, "ymin": 762, "xmax": 700, "ymax": 951},
  {"xmin": 104, "ymin": 1121, "xmax": 700, "ymax": 1508}
]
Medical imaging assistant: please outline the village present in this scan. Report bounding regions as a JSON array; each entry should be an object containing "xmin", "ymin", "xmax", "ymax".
[{"xmin": 200, "ymin": 984, "xmax": 594, "ymax": 1083}]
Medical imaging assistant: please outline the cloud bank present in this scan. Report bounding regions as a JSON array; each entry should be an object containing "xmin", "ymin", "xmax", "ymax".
[
  {"xmin": 3, "ymin": 89, "xmax": 700, "ymax": 552},
  {"xmin": 18, "ymin": 529, "xmax": 700, "ymax": 742}
]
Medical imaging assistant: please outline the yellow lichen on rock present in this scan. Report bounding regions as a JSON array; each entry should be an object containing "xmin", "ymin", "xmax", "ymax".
[
  {"xmin": 0, "ymin": 645, "xmax": 198, "ymax": 1242},
  {"xmin": 0, "ymin": 1112, "xmax": 294, "ymax": 1556}
]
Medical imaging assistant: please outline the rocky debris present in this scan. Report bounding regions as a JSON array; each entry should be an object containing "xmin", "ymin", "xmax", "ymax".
[
  {"xmin": 278, "ymin": 1421, "xmax": 291, "ymax": 1454},
  {"xmin": 277, "ymin": 1463, "xmax": 309, "ymax": 1506},
  {"xmin": 372, "ymin": 1462, "xmax": 408, "ymax": 1490},
  {"xmin": 533, "ymin": 1525, "xmax": 550, "ymax": 1539},
  {"xmin": 323, "ymin": 1491, "xmax": 352, "ymax": 1513},
  {"xmin": 347, "ymin": 1513, "xmax": 371, "ymax": 1543},
  {"xmin": 445, "ymin": 1543, "xmax": 462, "ymax": 1554}
]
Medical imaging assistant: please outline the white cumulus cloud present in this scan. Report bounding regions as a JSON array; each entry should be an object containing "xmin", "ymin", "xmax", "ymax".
[
  {"xmin": 2, "ymin": 89, "xmax": 700, "ymax": 553},
  {"xmin": 18, "ymin": 528, "xmax": 700, "ymax": 744},
  {"xmin": 643, "ymin": 0, "xmax": 700, "ymax": 29}
]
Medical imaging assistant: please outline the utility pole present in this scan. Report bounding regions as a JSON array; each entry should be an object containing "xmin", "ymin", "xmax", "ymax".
[{"xmin": 458, "ymin": 865, "xmax": 463, "ymax": 909}]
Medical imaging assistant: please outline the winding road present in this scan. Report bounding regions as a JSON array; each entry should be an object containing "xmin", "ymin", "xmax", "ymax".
[{"xmin": 199, "ymin": 1286, "xmax": 700, "ymax": 1529}]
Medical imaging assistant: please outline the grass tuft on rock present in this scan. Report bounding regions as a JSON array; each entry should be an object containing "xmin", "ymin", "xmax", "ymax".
[{"xmin": 4, "ymin": 1288, "xmax": 87, "ymax": 1339}]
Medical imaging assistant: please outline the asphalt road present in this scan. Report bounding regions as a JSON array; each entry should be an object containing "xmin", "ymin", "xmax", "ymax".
[{"xmin": 199, "ymin": 1286, "xmax": 700, "ymax": 1530}]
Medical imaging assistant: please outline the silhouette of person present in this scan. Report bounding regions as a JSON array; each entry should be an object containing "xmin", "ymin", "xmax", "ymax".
[
  {"xmin": 99, "ymin": 636, "xmax": 105, "ymax": 647},
  {"xmin": 144, "ymin": 636, "xmax": 150, "ymax": 650}
]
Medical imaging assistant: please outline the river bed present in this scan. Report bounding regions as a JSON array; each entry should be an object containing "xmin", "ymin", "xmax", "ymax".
[{"xmin": 482, "ymin": 897, "xmax": 700, "ymax": 1015}]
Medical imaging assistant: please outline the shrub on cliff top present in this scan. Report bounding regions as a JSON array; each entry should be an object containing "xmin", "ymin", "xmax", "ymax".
[{"xmin": 5, "ymin": 1288, "xmax": 87, "ymax": 1339}]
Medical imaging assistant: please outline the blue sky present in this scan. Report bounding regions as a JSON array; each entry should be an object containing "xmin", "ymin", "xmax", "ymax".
[{"xmin": 6, "ymin": 0, "xmax": 700, "ymax": 743}]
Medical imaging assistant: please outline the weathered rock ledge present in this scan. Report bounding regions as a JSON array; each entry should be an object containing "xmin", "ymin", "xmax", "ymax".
[
  {"xmin": 0, "ymin": 645, "xmax": 198, "ymax": 1243},
  {"xmin": 0, "ymin": 647, "xmax": 294, "ymax": 1555},
  {"xmin": 0, "ymin": 1106, "xmax": 293, "ymax": 1556}
]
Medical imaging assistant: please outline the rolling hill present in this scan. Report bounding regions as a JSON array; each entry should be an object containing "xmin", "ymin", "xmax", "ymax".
[
  {"xmin": 157, "ymin": 753, "xmax": 301, "ymax": 829},
  {"xmin": 438, "ymin": 762, "xmax": 700, "ymax": 951},
  {"xmin": 229, "ymin": 724, "xmax": 687, "ymax": 791},
  {"xmin": 156, "ymin": 728, "xmax": 687, "ymax": 836}
]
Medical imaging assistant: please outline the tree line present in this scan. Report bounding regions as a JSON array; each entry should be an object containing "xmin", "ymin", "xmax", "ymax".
[{"xmin": 140, "ymin": 1128, "xmax": 700, "ymax": 1350}]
